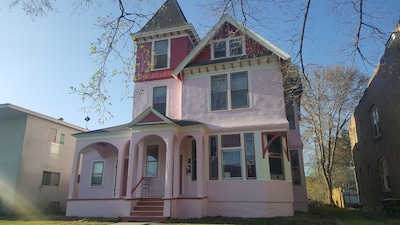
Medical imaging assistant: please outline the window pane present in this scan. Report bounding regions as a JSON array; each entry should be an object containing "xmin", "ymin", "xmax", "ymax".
[
  {"xmin": 91, "ymin": 162, "xmax": 104, "ymax": 186},
  {"xmin": 59, "ymin": 133, "xmax": 65, "ymax": 145},
  {"xmin": 211, "ymin": 75, "xmax": 227, "ymax": 110},
  {"xmin": 221, "ymin": 134, "xmax": 241, "ymax": 147},
  {"xmin": 290, "ymin": 150, "xmax": 301, "ymax": 185},
  {"xmin": 154, "ymin": 40, "xmax": 168, "ymax": 68},
  {"xmin": 209, "ymin": 136, "xmax": 218, "ymax": 180},
  {"xmin": 231, "ymin": 90, "xmax": 248, "ymax": 108},
  {"xmin": 223, "ymin": 151, "xmax": 242, "ymax": 178},
  {"xmin": 146, "ymin": 145, "xmax": 159, "ymax": 178},
  {"xmin": 245, "ymin": 134, "xmax": 256, "ymax": 178},
  {"xmin": 51, "ymin": 172, "xmax": 60, "ymax": 186},
  {"xmin": 211, "ymin": 75, "xmax": 227, "ymax": 92},
  {"xmin": 192, "ymin": 140, "xmax": 197, "ymax": 181},
  {"xmin": 269, "ymin": 157, "xmax": 283, "ymax": 178},
  {"xmin": 154, "ymin": 40, "xmax": 167, "ymax": 55},
  {"xmin": 154, "ymin": 54, "xmax": 167, "ymax": 68},
  {"xmin": 42, "ymin": 171, "xmax": 51, "ymax": 185},
  {"xmin": 268, "ymin": 135, "xmax": 282, "ymax": 155},
  {"xmin": 231, "ymin": 73, "xmax": 248, "ymax": 108},
  {"xmin": 153, "ymin": 86, "xmax": 167, "ymax": 115},
  {"xmin": 213, "ymin": 41, "xmax": 226, "ymax": 58},
  {"xmin": 229, "ymin": 39, "xmax": 243, "ymax": 56}
]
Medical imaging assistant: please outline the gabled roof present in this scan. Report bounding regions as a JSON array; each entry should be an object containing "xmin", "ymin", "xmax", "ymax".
[
  {"xmin": 73, "ymin": 107, "xmax": 204, "ymax": 137},
  {"xmin": 128, "ymin": 107, "xmax": 203, "ymax": 127},
  {"xmin": 172, "ymin": 15, "xmax": 291, "ymax": 77},
  {"xmin": 138, "ymin": 0, "xmax": 188, "ymax": 33}
]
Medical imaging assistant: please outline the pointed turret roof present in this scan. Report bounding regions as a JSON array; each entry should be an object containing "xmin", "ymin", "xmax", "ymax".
[{"xmin": 139, "ymin": 0, "xmax": 188, "ymax": 33}]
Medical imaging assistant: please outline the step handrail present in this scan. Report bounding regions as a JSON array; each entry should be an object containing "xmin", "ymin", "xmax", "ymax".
[{"xmin": 131, "ymin": 176, "xmax": 145, "ymax": 195}]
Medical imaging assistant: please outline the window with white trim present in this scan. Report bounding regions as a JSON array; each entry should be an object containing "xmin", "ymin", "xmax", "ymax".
[
  {"xmin": 221, "ymin": 134, "xmax": 242, "ymax": 179},
  {"xmin": 379, "ymin": 158, "xmax": 391, "ymax": 192},
  {"xmin": 211, "ymin": 72, "xmax": 249, "ymax": 111},
  {"xmin": 262, "ymin": 133, "xmax": 285, "ymax": 180},
  {"xmin": 153, "ymin": 39, "xmax": 169, "ymax": 69},
  {"xmin": 146, "ymin": 145, "xmax": 159, "ymax": 178},
  {"xmin": 212, "ymin": 37, "xmax": 244, "ymax": 59},
  {"xmin": 91, "ymin": 161, "xmax": 104, "ymax": 186},
  {"xmin": 209, "ymin": 136, "xmax": 218, "ymax": 180},
  {"xmin": 153, "ymin": 86, "xmax": 167, "ymax": 115},
  {"xmin": 370, "ymin": 105, "xmax": 381, "ymax": 139},
  {"xmin": 245, "ymin": 133, "xmax": 256, "ymax": 179}
]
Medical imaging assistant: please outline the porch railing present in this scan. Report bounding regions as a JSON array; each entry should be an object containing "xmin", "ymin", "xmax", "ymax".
[{"xmin": 131, "ymin": 177, "xmax": 145, "ymax": 195}]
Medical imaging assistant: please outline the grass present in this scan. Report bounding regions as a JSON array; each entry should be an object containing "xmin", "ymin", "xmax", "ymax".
[{"xmin": 1, "ymin": 206, "xmax": 400, "ymax": 225}]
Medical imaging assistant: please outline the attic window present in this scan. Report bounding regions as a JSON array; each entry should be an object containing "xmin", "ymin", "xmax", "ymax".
[{"xmin": 212, "ymin": 37, "xmax": 244, "ymax": 59}]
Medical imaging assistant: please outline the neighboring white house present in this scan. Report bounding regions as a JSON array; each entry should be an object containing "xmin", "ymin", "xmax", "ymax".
[{"xmin": 0, "ymin": 103, "xmax": 86, "ymax": 216}]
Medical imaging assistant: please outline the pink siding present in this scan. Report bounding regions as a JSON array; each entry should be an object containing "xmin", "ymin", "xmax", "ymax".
[{"xmin": 181, "ymin": 66, "xmax": 287, "ymax": 132}]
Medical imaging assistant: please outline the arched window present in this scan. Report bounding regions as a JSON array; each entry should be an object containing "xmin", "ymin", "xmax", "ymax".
[{"xmin": 369, "ymin": 105, "xmax": 382, "ymax": 139}]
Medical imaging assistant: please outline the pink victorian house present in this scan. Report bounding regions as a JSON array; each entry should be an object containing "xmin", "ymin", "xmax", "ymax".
[{"xmin": 66, "ymin": 0, "xmax": 307, "ymax": 222}]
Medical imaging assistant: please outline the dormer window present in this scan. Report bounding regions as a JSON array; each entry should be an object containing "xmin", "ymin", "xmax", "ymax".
[
  {"xmin": 153, "ymin": 39, "xmax": 169, "ymax": 69},
  {"xmin": 212, "ymin": 37, "xmax": 244, "ymax": 59}
]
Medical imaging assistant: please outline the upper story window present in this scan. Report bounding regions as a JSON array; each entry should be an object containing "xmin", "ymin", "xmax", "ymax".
[
  {"xmin": 369, "ymin": 105, "xmax": 381, "ymax": 139},
  {"xmin": 153, "ymin": 86, "xmax": 167, "ymax": 115},
  {"xmin": 212, "ymin": 37, "xmax": 244, "ymax": 59},
  {"xmin": 211, "ymin": 72, "xmax": 249, "ymax": 111},
  {"xmin": 153, "ymin": 39, "xmax": 169, "ymax": 69}
]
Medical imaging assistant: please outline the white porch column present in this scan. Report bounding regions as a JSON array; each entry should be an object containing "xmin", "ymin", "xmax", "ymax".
[
  {"xmin": 172, "ymin": 137, "xmax": 181, "ymax": 197},
  {"xmin": 164, "ymin": 135, "xmax": 174, "ymax": 199},
  {"xmin": 196, "ymin": 136, "xmax": 205, "ymax": 197},
  {"xmin": 114, "ymin": 144, "xmax": 125, "ymax": 197},
  {"xmin": 126, "ymin": 136, "xmax": 137, "ymax": 198},
  {"xmin": 135, "ymin": 140, "xmax": 144, "ymax": 198}
]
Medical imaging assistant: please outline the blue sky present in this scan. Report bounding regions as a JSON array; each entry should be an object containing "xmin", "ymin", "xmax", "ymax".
[{"xmin": 1, "ymin": 0, "xmax": 399, "ymax": 130}]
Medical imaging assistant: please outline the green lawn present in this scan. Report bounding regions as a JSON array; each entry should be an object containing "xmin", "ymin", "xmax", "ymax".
[{"xmin": 1, "ymin": 207, "xmax": 400, "ymax": 225}]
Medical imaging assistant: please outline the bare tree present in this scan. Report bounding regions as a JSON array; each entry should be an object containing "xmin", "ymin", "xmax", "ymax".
[
  {"xmin": 301, "ymin": 65, "xmax": 367, "ymax": 205},
  {"xmin": 7, "ymin": 0, "xmax": 395, "ymax": 121}
]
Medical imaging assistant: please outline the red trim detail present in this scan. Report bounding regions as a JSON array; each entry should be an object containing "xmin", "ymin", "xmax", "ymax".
[
  {"xmin": 140, "ymin": 112, "xmax": 163, "ymax": 123},
  {"xmin": 261, "ymin": 131, "xmax": 289, "ymax": 160}
]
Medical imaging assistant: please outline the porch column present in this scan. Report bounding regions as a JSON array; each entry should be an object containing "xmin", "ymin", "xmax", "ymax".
[
  {"xmin": 172, "ymin": 137, "xmax": 180, "ymax": 197},
  {"xmin": 114, "ymin": 145, "xmax": 125, "ymax": 197},
  {"xmin": 126, "ymin": 136, "xmax": 137, "ymax": 198},
  {"xmin": 164, "ymin": 135, "xmax": 174, "ymax": 199},
  {"xmin": 135, "ymin": 140, "xmax": 145, "ymax": 198},
  {"xmin": 196, "ymin": 136, "xmax": 205, "ymax": 197}
]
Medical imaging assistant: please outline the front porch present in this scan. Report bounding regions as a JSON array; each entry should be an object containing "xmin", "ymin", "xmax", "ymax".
[{"xmin": 66, "ymin": 114, "xmax": 208, "ymax": 220}]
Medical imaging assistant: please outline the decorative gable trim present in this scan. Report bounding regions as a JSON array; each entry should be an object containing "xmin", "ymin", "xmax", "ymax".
[
  {"xmin": 139, "ymin": 112, "xmax": 164, "ymax": 123},
  {"xmin": 130, "ymin": 107, "xmax": 174, "ymax": 126},
  {"xmin": 172, "ymin": 15, "xmax": 290, "ymax": 79}
]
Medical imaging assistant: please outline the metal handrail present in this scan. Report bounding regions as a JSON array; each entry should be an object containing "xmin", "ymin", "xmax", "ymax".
[{"xmin": 131, "ymin": 176, "xmax": 145, "ymax": 195}]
